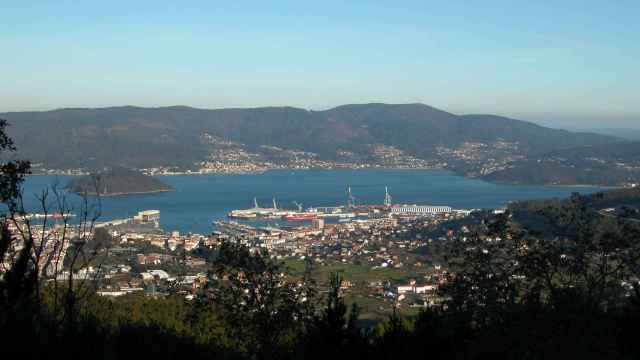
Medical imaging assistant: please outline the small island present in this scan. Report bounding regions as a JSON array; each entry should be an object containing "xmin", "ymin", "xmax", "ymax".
[{"xmin": 65, "ymin": 167, "xmax": 171, "ymax": 196}]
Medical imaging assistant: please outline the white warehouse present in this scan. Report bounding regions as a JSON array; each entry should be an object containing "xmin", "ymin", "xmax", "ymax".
[{"xmin": 390, "ymin": 205, "xmax": 452, "ymax": 215}]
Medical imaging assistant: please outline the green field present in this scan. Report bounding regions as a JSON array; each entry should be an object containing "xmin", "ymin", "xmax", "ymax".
[
  {"xmin": 282, "ymin": 259, "xmax": 427, "ymax": 321},
  {"xmin": 283, "ymin": 259, "xmax": 419, "ymax": 284}
]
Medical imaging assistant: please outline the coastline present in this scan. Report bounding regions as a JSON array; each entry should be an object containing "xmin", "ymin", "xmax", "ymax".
[
  {"xmin": 30, "ymin": 167, "xmax": 630, "ymax": 189},
  {"xmin": 67, "ymin": 189, "xmax": 172, "ymax": 197},
  {"xmin": 482, "ymin": 178, "xmax": 619, "ymax": 189},
  {"xmin": 30, "ymin": 165, "xmax": 445, "ymax": 177}
]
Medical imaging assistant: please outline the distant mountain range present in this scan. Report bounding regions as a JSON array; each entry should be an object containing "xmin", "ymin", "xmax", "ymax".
[
  {"xmin": 574, "ymin": 128, "xmax": 640, "ymax": 141},
  {"xmin": 2, "ymin": 103, "xmax": 636, "ymax": 185}
]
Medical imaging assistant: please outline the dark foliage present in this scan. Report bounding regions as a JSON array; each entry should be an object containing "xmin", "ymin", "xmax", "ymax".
[{"xmin": 66, "ymin": 166, "xmax": 171, "ymax": 195}]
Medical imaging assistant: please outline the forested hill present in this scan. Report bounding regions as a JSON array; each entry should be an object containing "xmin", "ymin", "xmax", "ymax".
[
  {"xmin": 483, "ymin": 141, "xmax": 640, "ymax": 186},
  {"xmin": 510, "ymin": 186, "xmax": 640, "ymax": 211},
  {"xmin": 1, "ymin": 103, "xmax": 617, "ymax": 170},
  {"xmin": 65, "ymin": 167, "xmax": 171, "ymax": 196}
]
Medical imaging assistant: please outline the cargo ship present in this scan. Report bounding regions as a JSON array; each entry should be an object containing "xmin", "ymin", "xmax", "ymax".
[
  {"xmin": 227, "ymin": 197, "xmax": 292, "ymax": 219},
  {"xmin": 281, "ymin": 212, "xmax": 318, "ymax": 221}
]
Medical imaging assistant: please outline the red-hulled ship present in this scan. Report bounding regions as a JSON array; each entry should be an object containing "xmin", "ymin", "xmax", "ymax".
[{"xmin": 281, "ymin": 212, "xmax": 318, "ymax": 221}]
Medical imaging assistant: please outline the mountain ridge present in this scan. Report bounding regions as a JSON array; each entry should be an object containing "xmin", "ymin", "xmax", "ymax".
[{"xmin": 1, "ymin": 103, "xmax": 621, "ymax": 178}]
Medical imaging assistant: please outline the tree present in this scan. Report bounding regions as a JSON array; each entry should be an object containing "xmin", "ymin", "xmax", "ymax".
[
  {"xmin": 0, "ymin": 118, "xmax": 106, "ymax": 357},
  {"xmin": 204, "ymin": 242, "xmax": 312, "ymax": 359},
  {"xmin": 441, "ymin": 195, "xmax": 640, "ymax": 358},
  {"xmin": 298, "ymin": 272, "xmax": 363, "ymax": 359},
  {"xmin": 0, "ymin": 118, "xmax": 33, "ymax": 342}
]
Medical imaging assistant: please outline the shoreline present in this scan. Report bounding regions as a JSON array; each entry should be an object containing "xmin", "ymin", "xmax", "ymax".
[
  {"xmin": 68, "ymin": 189, "xmax": 172, "ymax": 197},
  {"xmin": 483, "ymin": 179, "xmax": 619, "ymax": 189},
  {"xmin": 30, "ymin": 166, "xmax": 447, "ymax": 177},
  {"xmin": 29, "ymin": 168, "xmax": 630, "ymax": 189}
]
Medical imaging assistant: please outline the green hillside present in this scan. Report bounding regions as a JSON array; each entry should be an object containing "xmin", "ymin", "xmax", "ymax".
[{"xmin": 1, "ymin": 103, "xmax": 617, "ymax": 171}]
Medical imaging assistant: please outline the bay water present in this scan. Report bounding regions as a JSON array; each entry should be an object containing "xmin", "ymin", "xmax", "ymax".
[{"xmin": 18, "ymin": 169, "xmax": 605, "ymax": 234}]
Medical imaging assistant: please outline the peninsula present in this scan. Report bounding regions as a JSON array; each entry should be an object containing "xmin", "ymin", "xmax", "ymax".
[{"xmin": 65, "ymin": 167, "xmax": 171, "ymax": 196}]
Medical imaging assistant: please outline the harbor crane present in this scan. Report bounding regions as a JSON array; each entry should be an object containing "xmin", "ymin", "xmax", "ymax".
[
  {"xmin": 346, "ymin": 186, "xmax": 356, "ymax": 208},
  {"xmin": 384, "ymin": 186, "xmax": 392, "ymax": 207},
  {"xmin": 292, "ymin": 201, "xmax": 303, "ymax": 212}
]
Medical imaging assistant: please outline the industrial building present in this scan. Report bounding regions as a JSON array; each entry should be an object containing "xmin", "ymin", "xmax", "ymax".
[{"xmin": 390, "ymin": 205, "xmax": 452, "ymax": 215}]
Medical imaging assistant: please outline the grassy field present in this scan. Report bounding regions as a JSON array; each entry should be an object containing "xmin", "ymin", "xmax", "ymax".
[
  {"xmin": 282, "ymin": 258, "xmax": 426, "ymax": 321},
  {"xmin": 283, "ymin": 259, "xmax": 416, "ymax": 284}
]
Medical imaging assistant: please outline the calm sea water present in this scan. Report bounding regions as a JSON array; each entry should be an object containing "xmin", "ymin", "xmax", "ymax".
[{"xmin": 18, "ymin": 170, "xmax": 605, "ymax": 234}]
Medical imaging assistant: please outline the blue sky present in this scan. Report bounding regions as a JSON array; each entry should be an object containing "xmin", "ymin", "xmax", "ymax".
[{"xmin": 1, "ymin": 1, "xmax": 639, "ymax": 128}]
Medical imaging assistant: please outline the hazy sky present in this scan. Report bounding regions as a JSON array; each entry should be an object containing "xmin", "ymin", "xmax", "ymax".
[{"xmin": 2, "ymin": 1, "xmax": 639, "ymax": 128}]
